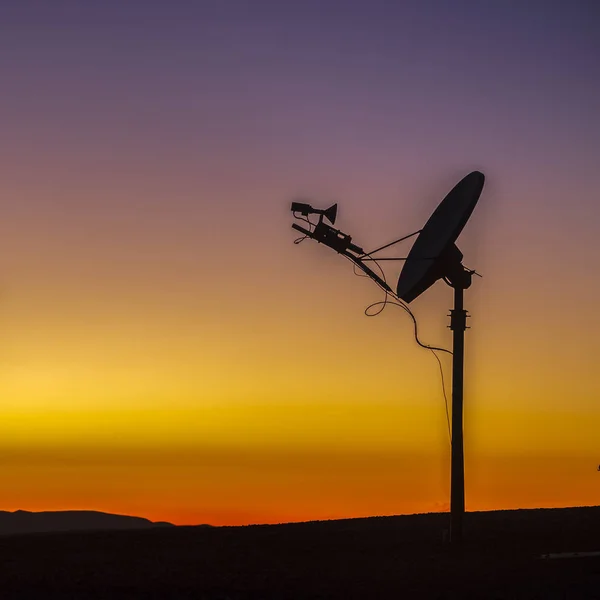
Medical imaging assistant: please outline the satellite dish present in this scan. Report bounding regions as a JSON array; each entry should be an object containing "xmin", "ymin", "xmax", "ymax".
[
  {"xmin": 397, "ymin": 171, "xmax": 485, "ymax": 303},
  {"xmin": 288, "ymin": 169, "xmax": 488, "ymax": 546},
  {"xmin": 395, "ymin": 169, "xmax": 485, "ymax": 545}
]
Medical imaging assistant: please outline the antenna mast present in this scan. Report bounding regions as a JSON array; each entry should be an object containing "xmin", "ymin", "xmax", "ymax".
[{"xmin": 288, "ymin": 171, "xmax": 485, "ymax": 547}]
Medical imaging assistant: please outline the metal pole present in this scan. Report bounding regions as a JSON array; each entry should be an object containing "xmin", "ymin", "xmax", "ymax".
[{"xmin": 449, "ymin": 284, "xmax": 467, "ymax": 544}]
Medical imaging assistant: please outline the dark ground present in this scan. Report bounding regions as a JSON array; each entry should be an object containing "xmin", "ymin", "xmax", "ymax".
[{"xmin": 1, "ymin": 506, "xmax": 600, "ymax": 599}]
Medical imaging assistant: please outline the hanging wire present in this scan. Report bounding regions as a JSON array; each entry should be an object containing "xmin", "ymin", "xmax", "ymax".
[
  {"xmin": 345, "ymin": 253, "xmax": 452, "ymax": 443},
  {"xmin": 292, "ymin": 213, "xmax": 315, "ymax": 244},
  {"xmin": 292, "ymin": 218, "xmax": 452, "ymax": 443}
]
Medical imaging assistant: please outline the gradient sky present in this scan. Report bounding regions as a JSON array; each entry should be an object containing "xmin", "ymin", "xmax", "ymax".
[{"xmin": 1, "ymin": 0, "xmax": 599, "ymax": 525}]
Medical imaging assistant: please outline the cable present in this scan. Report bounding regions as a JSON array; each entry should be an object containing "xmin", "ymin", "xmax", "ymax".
[
  {"xmin": 351, "ymin": 253, "xmax": 452, "ymax": 355},
  {"xmin": 377, "ymin": 299, "xmax": 452, "ymax": 356},
  {"xmin": 294, "ymin": 213, "xmax": 315, "ymax": 229},
  {"xmin": 348, "ymin": 254, "xmax": 391, "ymax": 315},
  {"xmin": 430, "ymin": 349, "xmax": 452, "ymax": 444},
  {"xmin": 366, "ymin": 297, "xmax": 452, "ymax": 443},
  {"xmin": 348, "ymin": 253, "xmax": 452, "ymax": 443},
  {"xmin": 292, "ymin": 213, "xmax": 316, "ymax": 244},
  {"xmin": 352, "ymin": 262, "xmax": 370, "ymax": 279},
  {"xmin": 313, "ymin": 246, "xmax": 452, "ymax": 443}
]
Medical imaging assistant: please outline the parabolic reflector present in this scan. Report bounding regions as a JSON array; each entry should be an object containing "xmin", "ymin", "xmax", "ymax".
[{"xmin": 396, "ymin": 171, "xmax": 484, "ymax": 303}]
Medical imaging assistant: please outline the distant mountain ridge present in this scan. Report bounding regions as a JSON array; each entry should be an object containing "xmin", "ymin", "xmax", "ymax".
[{"xmin": 0, "ymin": 510, "xmax": 174, "ymax": 536}]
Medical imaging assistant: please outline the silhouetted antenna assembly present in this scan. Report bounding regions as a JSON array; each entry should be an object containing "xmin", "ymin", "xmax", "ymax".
[
  {"xmin": 289, "ymin": 171, "xmax": 486, "ymax": 545},
  {"xmin": 291, "ymin": 201, "xmax": 391, "ymax": 291}
]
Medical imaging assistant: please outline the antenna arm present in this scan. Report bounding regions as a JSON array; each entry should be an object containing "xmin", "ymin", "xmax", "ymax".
[
  {"xmin": 344, "ymin": 253, "xmax": 393, "ymax": 293},
  {"xmin": 291, "ymin": 223, "xmax": 312, "ymax": 237},
  {"xmin": 291, "ymin": 224, "xmax": 391, "ymax": 292}
]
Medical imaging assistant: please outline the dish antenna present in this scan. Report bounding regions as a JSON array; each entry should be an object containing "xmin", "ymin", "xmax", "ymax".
[
  {"xmin": 289, "ymin": 171, "xmax": 485, "ymax": 545},
  {"xmin": 397, "ymin": 171, "xmax": 484, "ymax": 544}
]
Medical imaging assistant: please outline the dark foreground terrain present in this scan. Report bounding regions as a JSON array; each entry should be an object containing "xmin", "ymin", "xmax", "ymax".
[{"xmin": 1, "ymin": 507, "xmax": 600, "ymax": 599}]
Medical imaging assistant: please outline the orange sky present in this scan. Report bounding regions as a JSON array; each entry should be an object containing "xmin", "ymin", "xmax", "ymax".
[{"xmin": 1, "ymin": 2, "xmax": 599, "ymax": 525}]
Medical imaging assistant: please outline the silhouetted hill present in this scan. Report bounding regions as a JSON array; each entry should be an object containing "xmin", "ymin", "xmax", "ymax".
[
  {"xmin": 1, "ymin": 506, "xmax": 599, "ymax": 598},
  {"xmin": 0, "ymin": 510, "xmax": 173, "ymax": 536}
]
